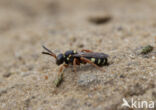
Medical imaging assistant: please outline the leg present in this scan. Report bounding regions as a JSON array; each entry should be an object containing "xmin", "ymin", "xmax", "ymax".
[
  {"xmin": 54, "ymin": 64, "xmax": 68, "ymax": 87},
  {"xmin": 59, "ymin": 64, "xmax": 68, "ymax": 75},
  {"xmin": 81, "ymin": 49, "xmax": 93, "ymax": 52},
  {"xmin": 80, "ymin": 57, "xmax": 104, "ymax": 72},
  {"xmin": 73, "ymin": 58, "xmax": 77, "ymax": 72}
]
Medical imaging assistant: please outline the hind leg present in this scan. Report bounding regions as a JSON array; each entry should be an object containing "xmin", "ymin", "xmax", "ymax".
[
  {"xmin": 80, "ymin": 57, "xmax": 104, "ymax": 72},
  {"xmin": 73, "ymin": 58, "xmax": 80, "ymax": 72},
  {"xmin": 81, "ymin": 49, "xmax": 93, "ymax": 52}
]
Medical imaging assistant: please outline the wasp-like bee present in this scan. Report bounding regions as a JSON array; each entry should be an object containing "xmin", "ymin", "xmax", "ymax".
[{"xmin": 42, "ymin": 45, "xmax": 108, "ymax": 74}]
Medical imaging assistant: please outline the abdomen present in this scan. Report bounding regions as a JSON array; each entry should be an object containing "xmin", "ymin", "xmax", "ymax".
[{"xmin": 89, "ymin": 57, "xmax": 108, "ymax": 66}]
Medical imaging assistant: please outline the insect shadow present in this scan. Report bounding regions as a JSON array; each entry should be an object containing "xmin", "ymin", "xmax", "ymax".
[{"xmin": 67, "ymin": 64, "xmax": 104, "ymax": 73}]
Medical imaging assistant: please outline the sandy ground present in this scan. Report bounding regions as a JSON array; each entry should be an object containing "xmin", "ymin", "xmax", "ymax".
[{"xmin": 0, "ymin": 0, "xmax": 156, "ymax": 110}]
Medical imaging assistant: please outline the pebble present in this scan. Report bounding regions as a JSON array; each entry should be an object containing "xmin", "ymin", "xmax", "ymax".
[
  {"xmin": 152, "ymin": 56, "xmax": 155, "ymax": 59},
  {"xmin": 3, "ymin": 72, "xmax": 11, "ymax": 78},
  {"xmin": 134, "ymin": 46, "xmax": 155, "ymax": 58},
  {"xmin": 88, "ymin": 14, "xmax": 111, "ymax": 25},
  {"xmin": 77, "ymin": 44, "xmax": 84, "ymax": 48},
  {"xmin": 141, "ymin": 45, "xmax": 153, "ymax": 54}
]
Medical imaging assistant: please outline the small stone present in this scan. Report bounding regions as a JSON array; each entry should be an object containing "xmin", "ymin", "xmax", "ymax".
[
  {"xmin": 134, "ymin": 45, "xmax": 154, "ymax": 58},
  {"xmin": 129, "ymin": 54, "xmax": 135, "ymax": 59},
  {"xmin": 3, "ymin": 72, "xmax": 11, "ymax": 78},
  {"xmin": 0, "ymin": 89, "xmax": 7, "ymax": 96},
  {"xmin": 152, "ymin": 56, "xmax": 155, "ymax": 59},
  {"xmin": 78, "ymin": 44, "xmax": 84, "ymax": 48},
  {"xmin": 88, "ymin": 14, "xmax": 111, "ymax": 25},
  {"xmin": 116, "ymin": 26, "xmax": 123, "ymax": 31},
  {"xmin": 141, "ymin": 45, "xmax": 153, "ymax": 54},
  {"xmin": 78, "ymin": 74, "xmax": 97, "ymax": 86},
  {"xmin": 120, "ymin": 74, "xmax": 125, "ymax": 78}
]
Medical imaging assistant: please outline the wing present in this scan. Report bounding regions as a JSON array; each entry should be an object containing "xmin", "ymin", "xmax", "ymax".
[{"xmin": 73, "ymin": 52, "xmax": 109, "ymax": 59}]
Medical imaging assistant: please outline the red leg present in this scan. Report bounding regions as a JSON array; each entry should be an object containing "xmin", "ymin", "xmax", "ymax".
[
  {"xmin": 80, "ymin": 57, "xmax": 104, "ymax": 72},
  {"xmin": 81, "ymin": 49, "xmax": 93, "ymax": 52},
  {"xmin": 73, "ymin": 58, "xmax": 77, "ymax": 72},
  {"xmin": 59, "ymin": 64, "xmax": 68, "ymax": 75},
  {"xmin": 54, "ymin": 64, "xmax": 68, "ymax": 87}
]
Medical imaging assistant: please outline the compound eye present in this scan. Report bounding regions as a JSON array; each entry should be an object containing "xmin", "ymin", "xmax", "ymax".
[{"xmin": 56, "ymin": 54, "xmax": 64, "ymax": 65}]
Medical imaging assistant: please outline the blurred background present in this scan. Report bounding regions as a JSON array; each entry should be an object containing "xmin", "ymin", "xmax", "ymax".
[{"xmin": 0, "ymin": 0, "xmax": 156, "ymax": 110}]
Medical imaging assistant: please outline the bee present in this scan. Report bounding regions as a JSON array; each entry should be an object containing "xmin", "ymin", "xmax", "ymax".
[{"xmin": 42, "ymin": 45, "xmax": 109, "ymax": 74}]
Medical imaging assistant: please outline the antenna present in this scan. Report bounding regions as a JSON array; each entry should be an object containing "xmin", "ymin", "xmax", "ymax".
[{"xmin": 42, "ymin": 45, "xmax": 57, "ymax": 59}]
